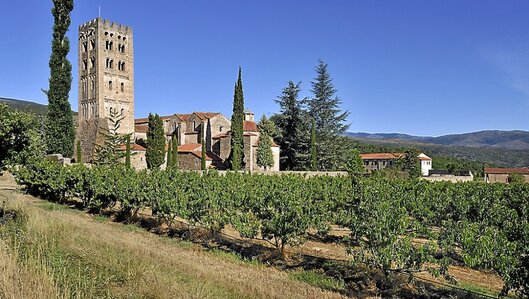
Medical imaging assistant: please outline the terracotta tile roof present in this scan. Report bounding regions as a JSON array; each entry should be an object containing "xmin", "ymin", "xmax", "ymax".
[
  {"xmin": 177, "ymin": 143, "xmax": 202, "ymax": 152},
  {"xmin": 117, "ymin": 143, "xmax": 146, "ymax": 151},
  {"xmin": 243, "ymin": 121, "xmax": 258, "ymax": 132},
  {"xmin": 193, "ymin": 112, "xmax": 220, "ymax": 120},
  {"xmin": 135, "ymin": 115, "xmax": 172, "ymax": 124},
  {"xmin": 418, "ymin": 153, "xmax": 432, "ymax": 161},
  {"xmin": 135, "ymin": 117, "xmax": 149, "ymax": 124},
  {"xmin": 135, "ymin": 124, "xmax": 148, "ymax": 133},
  {"xmin": 485, "ymin": 168, "xmax": 529, "ymax": 175},
  {"xmin": 360, "ymin": 153, "xmax": 405, "ymax": 160},
  {"xmin": 175, "ymin": 113, "xmax": 191, "ymax": 121}
]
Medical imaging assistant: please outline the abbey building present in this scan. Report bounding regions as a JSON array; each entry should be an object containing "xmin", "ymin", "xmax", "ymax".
[{"xmin": 76, "ymin": 18, "xmax": 279, "ymax": 171}]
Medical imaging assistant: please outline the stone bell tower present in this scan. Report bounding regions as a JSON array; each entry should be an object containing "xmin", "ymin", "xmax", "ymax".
[{"xmin": 77, "ymin": 17, "xmax": 134, "ymax": 161}]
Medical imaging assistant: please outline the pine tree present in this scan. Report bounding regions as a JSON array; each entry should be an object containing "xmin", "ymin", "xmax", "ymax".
[
  {"xmin": 45, "ymin": 0, "xmax": 75, "ymax": 157},
  {"xmin": 256, "ymin": 115, "xmax": 274, "ymax": 170},
  {"xmin": 146, "ymin": 113, "xmax": 165, "ymax": 170},
  {"xmin": 229, "ymin": 67, "xmax": 245, "ymax": 170},
  {"xmin": 308, "ymin": 60, "xmax": 350, "ymax": 170},
  {"xmin": 271, "ymin": 81, "xmax": 310, "ymax": 170},
  {"xmin": 125, "ymin": 134, "xmax": 131, "ymax": 168},
  {"xmin": 310, "ymin": 118, "xmax": 317, "ymax": 171}
]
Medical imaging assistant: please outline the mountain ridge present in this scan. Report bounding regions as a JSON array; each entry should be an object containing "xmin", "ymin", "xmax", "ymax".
[{"xmin": 347, "ymin": 130, "xmax": 529, "ymax": 150}]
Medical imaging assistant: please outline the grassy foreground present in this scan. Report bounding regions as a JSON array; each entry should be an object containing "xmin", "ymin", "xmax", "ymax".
[{"xmin": 0, "ymin": 189, "xmax": 345, "ymax": 299}]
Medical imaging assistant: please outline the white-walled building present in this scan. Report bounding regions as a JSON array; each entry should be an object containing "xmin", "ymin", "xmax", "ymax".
[{"xmin": 418, "ymin": 153, "xmax": 432, "ymax": 176}]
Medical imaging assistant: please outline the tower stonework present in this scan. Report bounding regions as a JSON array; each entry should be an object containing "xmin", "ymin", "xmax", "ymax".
[{"xmin": 77, "ymin": 18, "xmax": 134, "ymax": 161}]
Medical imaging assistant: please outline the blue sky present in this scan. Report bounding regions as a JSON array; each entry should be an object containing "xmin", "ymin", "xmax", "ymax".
[{"xmin": 1, "ymin": 1, "xmax": 528, "ymax": 136}]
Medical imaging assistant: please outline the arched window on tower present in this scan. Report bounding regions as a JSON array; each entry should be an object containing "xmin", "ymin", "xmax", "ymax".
[
  {"xmin": 105, "ymin": 40, "xmax": 113, "ymax": 50},
  {"xmin": 120, "ymin": 82, "xmax": 124, "ymax": 92},
  {"xmin": 109, "ymin": 81, "xmax": 112, "ymax": 90},
  {"xmin": 83, "ymin": 60, "xmax": 87, "ymax": 70},
  {"xmin": 82, "ymin": 42, "xmax": 88, "ymax": 52},
  {"xmin": 90, "ymin": 57, "xmax": 95, "ymax": 69}
]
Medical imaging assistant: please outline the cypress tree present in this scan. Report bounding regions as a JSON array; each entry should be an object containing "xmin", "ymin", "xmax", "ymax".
[
  {"xmin": 45, "ymin": 0, "xmax": 75, "ymax": 157},
  {"xmin": 308, "ymin": 60, "xmax": 350, "ymax": 170},
  {"xmin": 125, "ymin": 134, "xmax": 131, "ymax": 168},
  {"xmin": 146, "ymin": 113, "xmax": 165, "ymax": 170},
  {"xmin": 403, "ymin": 149, "xmax": 421, "ymax": 178},
  {"xmin": 172, "ymin": 132, "xmax": 179, "ymax": 170},
  {"xmin": 256, "ymin": 115, "xmax": 274, "ymax": 170},
  {"xmin": 167, "ymin": 138, "xmax": 173, "ymax": 169},
  {"xmin": 201, "ymin": 139, "xmax": 207, "ymax": 170},
  {"xmin": 229, "ymin": 67, "xmax": 245, "ymax": 170},
  {"xmin": 310, "ymin": 118, "xmax": 317, "ymax": 171},
  {"xmin": 76, "ymin": 140, "xmax": 82, "ymax": 163}
]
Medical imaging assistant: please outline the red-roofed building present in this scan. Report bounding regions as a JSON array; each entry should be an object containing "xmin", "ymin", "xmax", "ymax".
[
  {"xmin": 360, "ymin": 152, "xmax": 432, "ymax": 176},
  {"xmin": 485, "ymin": 167, "xmax": 529, "ymax": 183},
  {"xmin": 131, "ymin": 109, "xmax": 279, "ymax": 171}
]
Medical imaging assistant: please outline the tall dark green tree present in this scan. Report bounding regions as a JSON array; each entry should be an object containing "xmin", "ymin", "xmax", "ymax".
[
  {"xmin": 45, "ymin": 0, "xmax": 75, "ymax": 157},
  {"xmin": 201, "ymin": 138, "xmax": 207, "ymax": 171},
  {"xmin": 145, "ymin": 113, "xmax": 166, "ymax": 170},
  {"xmin": 256, "ymin": 115, "xmax": 274, "ymax": 170},
  {"xmin": 403, "ymin": 149, "xmax": 421, "ymax": 178},
  {"xmin": 167, "ymin": 137, "xmax": 173, "ymax": 169},
  {"xmin": 308, "ymin": 60, "xmax": 350, "ymax": 170},
  {"xmin": 172, "ymin": 132, "xmax": 179, "ymax": 169},
  {"xmin": 229, "ymin": 67, "xmax": 245, "ymax": 170},
  {"xmin": 310, "ymin": 118, "xmax": 317, "ymax": 171},
  {"xmin": 271, "ymin": 81, "xmax": 310, "ymax": 170},
  {"xmin": 125, "ymin": 134, "xmax": 131, "ymax": 168}
]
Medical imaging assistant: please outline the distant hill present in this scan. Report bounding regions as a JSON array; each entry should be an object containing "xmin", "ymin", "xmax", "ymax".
[
  {"xmin": 347, "ymin": 130, "xmax": 529, "ymax": 150},
  {"xmin": 0, "ymin": 96, "xmax": 77, "ymax": 117},
  {"xmin": 0, "ymin": 97, "xmax": 48, "ymax": 115}
]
